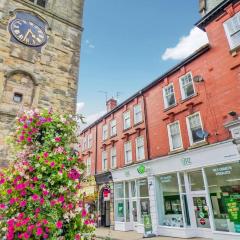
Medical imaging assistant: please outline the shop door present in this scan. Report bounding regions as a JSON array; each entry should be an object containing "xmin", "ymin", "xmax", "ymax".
[{"xmin": 192, "ymin": 196, "xmax": 210, "ymax": 229}]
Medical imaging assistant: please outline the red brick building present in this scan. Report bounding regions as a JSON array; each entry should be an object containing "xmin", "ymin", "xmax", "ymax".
[{"xmin": 80, "ymin": 1, "xmax": 240, "ymax": 239}]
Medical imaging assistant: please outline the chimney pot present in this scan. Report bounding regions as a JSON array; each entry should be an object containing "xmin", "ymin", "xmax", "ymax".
[{"xmin": 106, "ymin": 98, "xmax": 117, "ymax": 112}]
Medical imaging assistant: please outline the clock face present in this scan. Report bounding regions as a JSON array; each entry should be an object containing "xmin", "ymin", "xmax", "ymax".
[{"xmin": 10, "ymin": 19, "xmax": 47, "ymax": 47}]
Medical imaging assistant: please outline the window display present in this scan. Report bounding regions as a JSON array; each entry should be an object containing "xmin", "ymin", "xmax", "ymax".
[
  {"xmin": 205, "ymin": 162, "xmax": 240, "ymax": 233},
  {"xmin": 157, "ymin": 173, "xmax": 184, "ymax": 227}
]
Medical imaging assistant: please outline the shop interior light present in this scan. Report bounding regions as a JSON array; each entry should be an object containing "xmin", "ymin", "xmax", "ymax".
[{"xmin": 226, "ymin": 178, "xmax": 240, "ymax": 182}]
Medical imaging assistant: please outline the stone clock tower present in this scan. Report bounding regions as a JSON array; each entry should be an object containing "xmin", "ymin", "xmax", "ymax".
[{"xmin": 0, "ymin": 0, "xmax": 84, "ymax": 166}]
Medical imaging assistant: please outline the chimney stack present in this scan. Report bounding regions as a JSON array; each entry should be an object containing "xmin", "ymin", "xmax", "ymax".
[
  {"xmin": 199, "ymin": 0, "xmax": 225, "ymax": 16},
  {"xmin": 106, "ymin": 98, "xmax": 117, "ymax": 112}
]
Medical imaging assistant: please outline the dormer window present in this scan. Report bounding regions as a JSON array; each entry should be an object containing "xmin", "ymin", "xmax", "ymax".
[
  {"xmin": 224, "ymin": 12, "xmax": 240, "ymax": 51},
  {"xmin": 29, "ymin": 0, "xmax": 47, "ymax": 8},
  {"xmin": 13, "ymin": 93, "xmax": 23, "ymax": 103}
]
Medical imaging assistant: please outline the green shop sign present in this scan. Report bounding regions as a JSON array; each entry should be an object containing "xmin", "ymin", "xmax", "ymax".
[
  {"xmin": 137, "ymin": 165, "xmax": 146, "ymax": 174},
  {"xmin": 225, "ymin": 198, "xmax": 240, "ymax": 222},
  {"xmin": 117, "ymin": 202, "xmax": 124, "ymax": 217}
]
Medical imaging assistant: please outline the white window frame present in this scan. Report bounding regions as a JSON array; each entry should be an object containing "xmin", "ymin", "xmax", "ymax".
[
  {"xmin": 223, "ymin": 12, "xmax": 240, "ymax": 50},
  {"xmin": 124, "ymin": 141, "xmax": 132, "ymax": 164},
  {"xmin": 110, "ymin": 119, "xmax": 117, "ymax": 137},
  {"xmin": 102, "ymin": 151, "xmax": 107, "ymax": 171},
  {"xmin": 135, "ymin": 136, "xmax": 145, "ymax": 161},
  {"xmin": 111, "ymin": 146, "xmax": 117, "ymax": 169},
  {"xmin": 186, "ymin": 112, "xmax": 205, "ymax": 146},
  {"xmin": 163, "ymin": 83, "xmax": 176, "ymax": 109},
  {"xmin": 167, "ymin": 121, "xmax": 183, "ymax": 151},
  {"xmin": 87, "ymin": 134, "xmax": 92, "ymax": 149},
  {"xmin": 102, "ymin": 124, "xmax": 108, "ymax": 141},
  {"xmin": 179, "ymin": 72, "xmax": 195, "ymax": 100},
  {"xmin": 83, "ymin": 137, "xmax": 88, "ymax": 151},
  {"xmin": 134, "ymin": 104, "xmax": 143, "ymax": 125},
  {"xmin": 86, "ymin": 158, "xmax": 91, "ymax": 176},
  {"xmin": 123, "ymin": 111, "xmax": 131, "ymax": 130}
]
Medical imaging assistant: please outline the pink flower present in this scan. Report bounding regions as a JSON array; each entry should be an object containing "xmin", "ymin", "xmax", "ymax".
[
  {"xmin": 35, "ymin": 208, "xmax": 40, "ymax": 214},
  {"xmin": 32, "ymin": 194, "xmax": 39, "ymax": 201},
  {"xmin": 42, "ymin": 219, "xmax": 48, "ymax": 225},
  {"xmin": 43, "ymin": 190, "xmax": 48, "ymax": 196},
  {"xmin": 36, "ymin": 227, "xmax": 43, "ymax": 236},
  {"xmin": 7, "ymin": 189, "xmax": 12, "ymax": 194},
  {"xmin": 9, "ymin": 198, "xmax": 16, "ymax": 205},
  {"xmin": 0, "ymin": 204, "xmax": 6, "ymax": 209},
  {"xmin": 43, "ymin": 152, "xmax": 48, "ymax": 158},
  {"xmin": 82, "ymin": 209, "xmax": 87, "ymax": 217},
  {"xmin": 19, "ymin": 135, "xmax": 25, "ymax": 141},
  {"xmin": 0, "ymin": 178, "xmax": 5, "ymax": 185},
  {"xmin": 20, "ymin": 200, "xmax": 27, "ymax": 207},
  {"xmin": 50, "ymin": 162, "xmax": 55, "ymax": 168},
  {"xmin": 26, "ymin": 137, "xmax": 32, "ymax": 142},
  {"xmin": 58, "ymin": 195, "xmax": 64, "ymax": 203},
  {"xmin": 55, "ymin": 137, "xmax": 61, "ymax": 142},
  {"xmin": 56, "ymin": 221, "xmax": 63, "ymax": 229},
  {"xmin": 68, "ymin": 169, "xmax": 81, "ymax": 180},
  {"xmin": 23, "ymin": 232, "xmax": 30, "ymax": 239},
  {"xmin": 75, "ymin": 234, "xmax": 81, "ymax": 240}
]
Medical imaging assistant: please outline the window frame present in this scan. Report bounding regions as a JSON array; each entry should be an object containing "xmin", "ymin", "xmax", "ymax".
[
  {"xmin": 163, "ymin": 83, "xmax": 176, "ymax": 109},
  {"xmin": 123, "ymin": 111, "xmax": 131, "ymax": 130},
  {"xmin": 86, "ymin": 158, "xmax": 91, "ymax": 176},
  {"xmin": 87, "ymin": 134, "xmax": 92, "ymax": 149},
  {"xmin": 102, "ymin": 124, "xmax": 108, "ymax": 141},
  {"xmin": 135, "ymin": 136, "xmax": 145, "ymax": 161},
  {"xmin": 124, "ymin": 141, "xmax": 132, "ymax": 164},
  {"xmin": 110, "ymin": 146, "xmax": 117, "ymax": 169},
  {"xmin": 110, "ymin": 119, "xmax": 117, "ymax": 137},
  {"xmin": 167, "ymin": 120, "xmax": 183, "ymax": 151},
  {"xmin": 133, "ymin": 104, "xmax": 143, "ymax": 125},
  {"xmin": 102, "ymin": 150, "xmax": 107, "ymax": 172},
  {"xmin": 186, "ymin": 112, "xmax": 205, "ymax": 146},
  {"xmin": 223, "ymin": 12, "xmax": 240, "ymax": 50},
  {"xmin": 179, "ymin": 72, "xmax": 195, "ymax": 100},
  {"xmin": 29, "ymin": 0, "xmax": 47, "ymax": 8}
]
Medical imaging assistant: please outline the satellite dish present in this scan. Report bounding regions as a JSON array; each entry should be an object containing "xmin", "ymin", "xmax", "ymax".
[
  {"xmin": 193, "ymin": 75, "xmax": 204, "ymax": 83},
  {"xmin": 196, "ymin": 129, "xmax": 209, "ymax": 139}
]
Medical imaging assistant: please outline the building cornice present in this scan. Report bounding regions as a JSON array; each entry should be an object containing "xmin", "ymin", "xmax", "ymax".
[{"xmin": 13, "ymin": 0, "xmax": 84, "ymax": 31}]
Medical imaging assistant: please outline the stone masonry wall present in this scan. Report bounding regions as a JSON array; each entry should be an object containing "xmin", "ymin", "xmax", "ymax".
[{"xmin": 0, "ymin": 0, "xmax": 84, "ymax": 166}]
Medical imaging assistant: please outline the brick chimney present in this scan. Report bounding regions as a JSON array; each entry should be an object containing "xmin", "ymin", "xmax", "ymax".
[
  {"xmin": 199, "ymin": 0, "xmax": 225, "ymax": 16},
  {"xmin": 106, "ymin": 98, "xmax": 117, "ymax": 112}
]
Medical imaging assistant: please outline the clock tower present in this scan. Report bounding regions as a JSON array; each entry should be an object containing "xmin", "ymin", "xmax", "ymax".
[{"xmin": 0, "ymin": 0, "xmax": 84, "ymax": 166}]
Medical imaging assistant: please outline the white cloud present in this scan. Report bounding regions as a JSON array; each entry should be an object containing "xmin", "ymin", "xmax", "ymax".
[
  {"xmin": 162, "ymin": 27, "xmax": 209, "ymax": 61},
  {"xmin": 76, "ymin": 102, "xmax": 85, "ymax": 114},
  {"xmin": 85, "ymin": 39, "xmax": 95, "ymax": 49},
  {"xmin": 85, "ymin": 110, "xmax": 106, "ymax": 126}
]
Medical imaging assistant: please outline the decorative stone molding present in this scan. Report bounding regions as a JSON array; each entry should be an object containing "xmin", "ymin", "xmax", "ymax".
[{"xmin": 224, "ymin": 118, "xmax": 240, "ymax": 153}]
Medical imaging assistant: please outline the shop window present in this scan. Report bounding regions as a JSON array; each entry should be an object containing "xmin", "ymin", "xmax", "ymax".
[
  {"xmin": 138, "ymin": 179, "xmax": 150, "ymax": 223},
  {"xmin": 102, "ymin": 124, "xmax": 108, "ymax": 141},
  {"xmin": 167, "ymin": 121, "xmax": 183, "ymax": 151},
  {"xmin": 134, "ymin": 104, "xmax": 143, "ymax": 124},
  {"xmin": 124, "ymin": 141, "xmax": 132, "ymax": 164},
  {"xmin": 205, "ymin": 162, "xmax": 240, "ymax": 233},
  {"xmin": 13, "ymin": 92, "xmax": 23, "ymax": 103},
  {"xmin": 123, "ymin": 111, "xmax": 131, "ymax": 130},
  {"xmin": 179, "ymin": 72, "xmax": 195, "ymax": 100},
  {"xmin": 163, "ymin": 83, "xmax": 176, "ymax": 109},
  {"xmin": 110, "ymin": 119, "xmax": 117, "ymax": 137},
  {"xmin": 188, "ymin": 170, "xmax": 205, "ymax": 191},
  {"xmin": 136, "ymin": 136, "xmax": 145, "ymax": 161},
  {"xmin": 157, "ymin": 173, "xmax": 184, "ymax": 227},
  {"xmin": 223, "ymin": 12, "xmax": 240, "ymax": 50},
  {"xmin": 186, "ymin": 112, "xmax": 205, "ymax": 145},
  {"xmin": 110, "ymin": 146, "xmax": 117, "ymax": 169}
]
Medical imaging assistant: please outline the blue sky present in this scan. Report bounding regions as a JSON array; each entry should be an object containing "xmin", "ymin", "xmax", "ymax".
[{"xmin": 77, "ymin": 0, "xmax": 208, "ymax": 124}]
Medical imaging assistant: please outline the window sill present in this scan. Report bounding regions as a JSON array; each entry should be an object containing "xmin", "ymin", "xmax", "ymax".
[
  {"xmin": 110, "ymin": 134, "xmax": 117, "ymax": 139},
  {"xmin": 188, "ymin": 140, "xmax": 208, "ymax": 150},
  {"xmin": 136, "ymin": 158, "xmax": 147, "ymax": 162},
  {"xmin": 134, "ymin": 120, "xmax": 144, "ymax": 127},
  {"xmin": 123, "ymin": 127, "xmax": 132, "ymax": 132},
  {"xmin": 163, "ymin": 103, "xmax": 177, "ymax": 112},
  {"xmin": 168, "ymin": 148, "xmax": 185, "ymax": 155},
  {"xmin": 180, "ymin": 93, "xmax": 198, "ymax": 104},
  {"xmin": 230, "ymin": 45, "xmax": 240, "ymax": 56},
  {"xmin": 124, "ymin": 162, "xmax": 133, "ymax": 167}
]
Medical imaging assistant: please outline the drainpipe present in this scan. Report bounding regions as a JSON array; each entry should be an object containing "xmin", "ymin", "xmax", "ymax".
[
  {"xmin": 141, "ymin": 92, "xmax": 150, "ymax": 160},
  {"xmin": 94, "ymin": 124, "xmax": 98, "ymax": 175}
]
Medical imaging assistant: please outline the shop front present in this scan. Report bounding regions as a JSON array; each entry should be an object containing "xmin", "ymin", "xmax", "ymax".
[{"xmin": 112, "ymin": 140, "xmax": 240, "ymax": 240}]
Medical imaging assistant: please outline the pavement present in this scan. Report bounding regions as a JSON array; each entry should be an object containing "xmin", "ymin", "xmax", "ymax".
[{"xmin": 95, "ymin": 228, "xmax": 209, "ymax": 240}]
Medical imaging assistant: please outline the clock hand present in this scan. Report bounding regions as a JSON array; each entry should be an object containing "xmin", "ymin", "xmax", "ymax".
[{"xmin": 23, "ymin": 29, "xmax": 31, "ymax": 42}]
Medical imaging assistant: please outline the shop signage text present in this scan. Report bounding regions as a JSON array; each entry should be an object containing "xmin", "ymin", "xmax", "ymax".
[
  {"xmin": 181, "ymin": 157, "xmax": 192, "ymax": 166},
  {"xmin": 212, "ymin": 166, "xmax": 232, "ymax": 176}
]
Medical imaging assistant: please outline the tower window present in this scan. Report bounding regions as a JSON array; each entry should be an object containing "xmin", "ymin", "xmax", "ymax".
[
  {"xmin": 13, "ymin": 93, "xmax": 23, "ymax": 103},
  {"xmin": 29, "ymin": 0, "xmax": 47, "ymax": 8}
]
